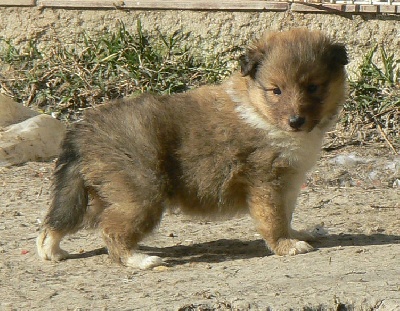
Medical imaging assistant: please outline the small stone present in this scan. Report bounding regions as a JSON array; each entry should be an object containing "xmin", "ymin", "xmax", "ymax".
[{"xmin": 153, "ymin": 265, "xmax": 170, "ymax": 272}]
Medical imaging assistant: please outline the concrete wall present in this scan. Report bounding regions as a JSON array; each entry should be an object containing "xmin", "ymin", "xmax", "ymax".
[{"xmin": 0, "ymin": 7, "xmax": 399, "ymax": 75}]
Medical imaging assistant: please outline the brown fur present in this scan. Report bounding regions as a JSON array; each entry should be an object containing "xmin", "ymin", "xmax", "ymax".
[{"xmin": 37, "ymin": 29, "xmax": 348, "ymax": 268}]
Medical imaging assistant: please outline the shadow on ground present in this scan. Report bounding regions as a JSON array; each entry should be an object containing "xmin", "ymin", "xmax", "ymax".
[
  {"xmin": 66, "ymin": 233, "xmax": 400, "ymax": 266},
  {"xmin": 313, "ymin": 232, "xmax": 400, "ymax": 248}
]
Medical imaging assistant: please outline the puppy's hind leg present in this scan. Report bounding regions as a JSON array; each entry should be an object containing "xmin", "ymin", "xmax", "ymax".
[
  {"xmin": 37, "ymin": 227, "xmax": 70, "ymax": 261},
  {"xmin": 100, "ymin": 199, "xmax": 165, "ymax": 270},
  {"xmin": 37, "ymin": 139, "xmax": 89, "ymax": 261}
]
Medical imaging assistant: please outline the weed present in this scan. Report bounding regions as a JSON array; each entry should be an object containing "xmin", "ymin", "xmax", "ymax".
[
  {"xmin": 0, "ymin": 21, "xmax": 231, "ymax": 121},
  {"xmin": 346, "ymin": 45, "xmax": 399, "ymax": 114},
  {"xmin": 342, "ymin": 45, "xmax": 399, "ymax": 151}
]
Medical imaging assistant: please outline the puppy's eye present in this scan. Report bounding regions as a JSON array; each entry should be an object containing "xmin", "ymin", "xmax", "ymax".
[
  {"xmin": 272, "ymin": 87, "xmax": 282, "ymax": 95},
  {"xmin": 307, "ymin": 84, "xmax": 318, "ymax": 94}
]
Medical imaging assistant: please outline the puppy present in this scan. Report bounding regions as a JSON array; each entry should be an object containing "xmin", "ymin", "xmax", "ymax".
[{"xmin": 37, "ymin": 29, "xmax": 348, "ymax": 269}]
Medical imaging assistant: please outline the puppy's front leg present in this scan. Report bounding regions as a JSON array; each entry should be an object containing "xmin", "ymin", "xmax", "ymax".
[{"xmin": 249, "ymin": 185, "xmax": 313, "ymax": 256}]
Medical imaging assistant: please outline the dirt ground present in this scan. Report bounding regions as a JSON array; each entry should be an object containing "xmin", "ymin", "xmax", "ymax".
[{"xmin": 0, "ymin": 142, "xmax": 399, "ymax": 310}]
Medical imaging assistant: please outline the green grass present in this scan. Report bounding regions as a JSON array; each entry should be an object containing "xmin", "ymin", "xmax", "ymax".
[
  {"xmin": 0, "ymin": 21, "xmax": 231, "ymax": 121},
  {"xmin": 346, "ymin": 45, "xmax": 399, "ymax": 114},
  {"xmin": 343, "ymin": 45, "xmax": 399, "ymax": 148}
]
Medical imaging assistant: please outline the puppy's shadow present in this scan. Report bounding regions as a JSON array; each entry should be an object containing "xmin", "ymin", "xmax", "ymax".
[
  {"xmin": 67, "ymin": 239, "xmax": 268, "ymax": 262},
  {"xmin": 67, "ymin": 247, "xmax": 108, "ymax": 259},
  {"xmin": 140, "ymin": 239, "xmax": 269, "ymax": 266},
  {"xmin": 68, "ymin": 233, "xmax": 400, "ymax": 265}
]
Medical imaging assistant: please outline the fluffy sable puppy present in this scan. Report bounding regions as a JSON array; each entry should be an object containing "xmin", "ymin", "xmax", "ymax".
[{"xmin": 37, "ymin": 29, "xmax": 348, "ymax": 269}]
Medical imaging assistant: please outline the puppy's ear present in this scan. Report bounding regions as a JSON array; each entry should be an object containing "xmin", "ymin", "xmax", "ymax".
[
  {"xmin": 240, "ymin": 50, "xmax": 262, "ymax": 79},
  {"xmin": 240, "ymin": 40, "xmax": 268, "ymax": 79},
  {"xmin": 328, "ymin": 43, "xmax": 349, "ymax": 67}
]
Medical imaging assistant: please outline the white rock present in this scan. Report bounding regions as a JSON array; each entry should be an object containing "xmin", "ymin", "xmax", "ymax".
[
  {"xmin": 330, "ymin": 153, "xmax": 368, "ymax": 167},
  {"xmin": 0, "ymin": 112, "xmax": 65, "ymax": 167},
  {"xmin": 0, "ymin": 94, "xmax": 39, "ymax": 127}
]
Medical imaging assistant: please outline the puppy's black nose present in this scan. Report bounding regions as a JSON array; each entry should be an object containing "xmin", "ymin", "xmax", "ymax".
[{"xmin": 289, "ymin": 115, "xmax": 306, "ymax": 129}]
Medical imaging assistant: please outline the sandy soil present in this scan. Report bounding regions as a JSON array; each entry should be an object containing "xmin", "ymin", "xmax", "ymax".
[{"xmin": 0, "ymin": 144, "xmax": 399, "ymax": 310}]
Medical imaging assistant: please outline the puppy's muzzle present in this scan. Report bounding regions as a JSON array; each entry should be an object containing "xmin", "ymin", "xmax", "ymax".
[{"xmin": 288, "ymin": 115, "xmax": 306, "ymax": 130}]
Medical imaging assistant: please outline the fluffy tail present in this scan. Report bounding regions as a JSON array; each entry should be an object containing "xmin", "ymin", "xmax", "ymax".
[{"xmin": 43, "ymin": 131, "xmax": 88, "ymax": 233}]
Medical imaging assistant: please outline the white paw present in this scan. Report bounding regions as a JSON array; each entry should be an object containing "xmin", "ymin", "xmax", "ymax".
[
  {"xmin": 36, "ymin": 230, "xmax": 69, "ymax": 261},
  {"xmin": 288, "ymin": 241, "xmax": 314, "ymax": 255},
  {"xmin": 124, "ymin": 253, "xmax": 164, "ymax": 270}
]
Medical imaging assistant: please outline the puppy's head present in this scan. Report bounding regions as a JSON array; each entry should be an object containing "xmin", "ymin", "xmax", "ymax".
[{"xmin": 240, "ymin": 29, "xmax": 348, "ymax": 133}]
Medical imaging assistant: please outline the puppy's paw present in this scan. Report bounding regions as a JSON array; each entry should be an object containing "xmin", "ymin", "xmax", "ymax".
[
  {"xmin": 272, "ymin": 238, "xmax": 313, "ymax": 256},
  {"xmin": 124, "ymin": 253, "xmax": 164, "ymax": 270},
  {"xmin": 288, "ymin": 240, "xmax": 314, "ymax": 255},
  {"xmin": 36, "ymin": 229, "xmax": 69, "ymax": 261}
]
